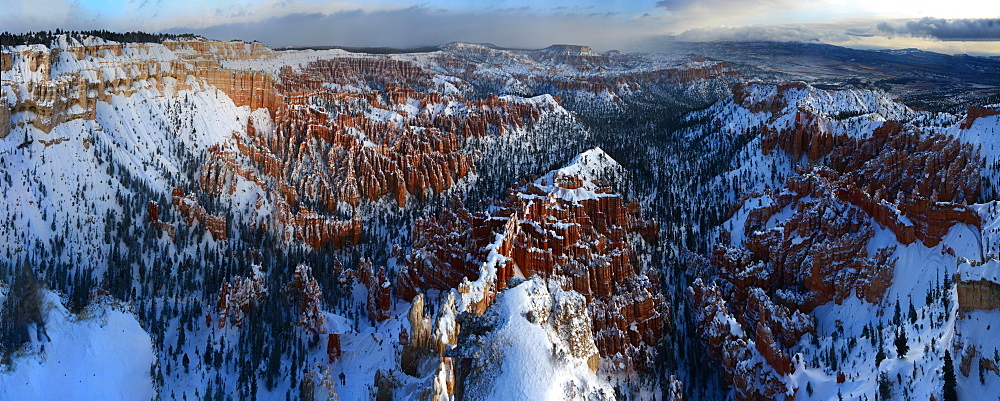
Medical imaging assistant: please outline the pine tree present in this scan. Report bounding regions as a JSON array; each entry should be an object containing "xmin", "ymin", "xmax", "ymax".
[
  {"xmin": 895, "ymin": 328, "xmax": 909, "ymax": 358},
  {"xmin": 878, "ymin": 372, "xmax": 892, "ymax": 400},
  {"xmin": 943, "ymin": 351, "xmax": 958, "ymax": 401}
]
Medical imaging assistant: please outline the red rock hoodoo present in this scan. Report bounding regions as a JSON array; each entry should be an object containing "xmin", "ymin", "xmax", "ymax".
[
  {"xmin": 399, "ymin": 173, "xmax": 668, "ymax": 371},
  {"xmin": 688, "ymin": 82, "xmax": 983, "ymax": 400}
]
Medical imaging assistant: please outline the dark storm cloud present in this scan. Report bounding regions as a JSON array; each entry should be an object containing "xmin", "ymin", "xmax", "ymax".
[
  {"xmin": 165, "ymin": 6, "xmax": 653, "ymax": 50},
  {"xmin": 876, "ymin": 18, "xmax": 1000, "ymax": 40}
]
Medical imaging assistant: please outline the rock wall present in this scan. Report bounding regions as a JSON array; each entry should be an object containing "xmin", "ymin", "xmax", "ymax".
[
  {"xmin": 2, "ymin": 39, "xmax": 276, "ymax": 134},
  {"xmin": 958, "ymin": 280, "xmax": 1000, "ymax": 311},
  {"xmin": 960, "ymin": 106, "xmax": 1000, "ymax": 129},
  {"xmin": 171, "ymin": 187, "xmax": 227, "ymax": 240},
  {"xmin": 0, "ymin": 95, "xmax": 9, "ymax": 139},
  {"xmin": 199, "ymin": 70, "xmax": 279, "ymax": 116}
]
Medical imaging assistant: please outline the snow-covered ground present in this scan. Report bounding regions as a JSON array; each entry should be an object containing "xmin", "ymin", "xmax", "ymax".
[{"xmin": 0, "ymin": 290, "xmax": 155, "ymax": 401}]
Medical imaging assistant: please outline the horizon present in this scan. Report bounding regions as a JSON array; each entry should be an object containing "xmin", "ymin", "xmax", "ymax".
[
  {"xmin": 2, "ymin": 0, "xmax": 999, "ymax": 56},
  {"xmin": 4, "ymin": 29, "xmax": 1000, "ymax": 60}
]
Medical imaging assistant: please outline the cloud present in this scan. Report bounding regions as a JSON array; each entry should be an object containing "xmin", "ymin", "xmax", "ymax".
[
  {"xmin": 165, "ymin": 6, "xmax": 661, "ymax": 51},
  {"xmin": 875, "ymin": 18, "xmax": 1000, "ymax": 41},
  {"xmin": 641, "ymin": 17, "xmax": 1000, "ymax": 56},
  {"xmin": 653, "ymin": 1, "xmax": 677, "ymax": 9},
  {"xmin": 844, "ymin": 34, "xmax": 1000, "ymax": 56},
  {"xmin": 3, "ymin": 0, "xmax": 998, "ymax": 56},
  {"xmin": 654, "ymin": 0, "xmax": 797, "ymax": 11},
  {"xmin": 672, "ymin": 24, "xmax": 851, "ymax": 43}
]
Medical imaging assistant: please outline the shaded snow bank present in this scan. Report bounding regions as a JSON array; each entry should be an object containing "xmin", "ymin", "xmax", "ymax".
[{"xmin": 0, "ymin": 290, "xmax": 155, "ymax": 401}]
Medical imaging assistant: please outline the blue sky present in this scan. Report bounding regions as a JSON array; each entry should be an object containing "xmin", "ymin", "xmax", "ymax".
[{"xmin": 3, "ymin": 0, "xmax": 1000, "ymax": 54}]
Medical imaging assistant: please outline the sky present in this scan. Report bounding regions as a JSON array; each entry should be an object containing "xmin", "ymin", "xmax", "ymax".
[{"xmin": 3, "ymin": 0, "xmax": 1000, "ymax": 55}]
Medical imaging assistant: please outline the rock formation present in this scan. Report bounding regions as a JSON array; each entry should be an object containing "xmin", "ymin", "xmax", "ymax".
[
  {"xmin": 171, "ymin": 187, "xmax": 227, "ymax": 240},
  {"xmin": 688, "ymin": 82, "xmax": 984, "ymax": 400},
  {"xmin": 958, "ymin": 280, "xmax": 1000, "ymax": 312},
  {"xmin": 0, "ymin": 94, "xmax": 9, "ymax": 139},
  {"xmin": 399, "ymin": 163, "xmax": 667, "ymax": 372},
  {"xmin": 357, "ymin": 258, "xmax": 392, "ymax": 322},
  {"xmin": 216, "ymin": 265, "xmax": 268, "ymax": 328},
  {"xmin": 284, "ymin": 264, "xmax": 326, "ymax": 334}
]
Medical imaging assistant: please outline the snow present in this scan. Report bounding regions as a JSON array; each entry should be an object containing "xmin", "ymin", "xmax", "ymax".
[
  {"xmin": 458, "ymin": 231, "xmax": 512, "ymax": 312},
  {"xmin": 0, "ymin": 290, "xmax": 155, "ymax": 401},
  {"xmin": 552, "ymin": 147, "xmax": 623, "ymax": 183},
  {"xmin": 954, "ymin": 310, "xmax": 1000, "ymax": 400},
  {"xmin": 702, "ymin": 82, "xmax": 1000, "ymax": 401},
  {"xmin": 959, "ymin": 259, "xmax": 1000, "ymax": 283},
  {"xmin": 1, "ymin": 34, "xmax": 997, "ymax": 401},
  {"xmin": 526, "ymin": 147, "xmax": 623, "ymax": 204},
  {"xmin": 973, "ymin": 202, "xmax": 1000, "ymax": 260},
  {"xmin": 475, "ymin": 278, "xmax": 614, "ymax": 400}
]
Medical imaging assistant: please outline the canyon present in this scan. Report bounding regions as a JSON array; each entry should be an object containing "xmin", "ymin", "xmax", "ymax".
[{"xmin": 1, "ymin": 33, "xmax": 998, "ymax": 401}]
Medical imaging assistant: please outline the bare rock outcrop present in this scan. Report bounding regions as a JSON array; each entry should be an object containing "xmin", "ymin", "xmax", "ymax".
[
  {"xmin": 284, "ymin": 264, "xmax": 326, "ymax": 334},
  {"xmin": 216, "ymin": 265, "xmax": 268, "ymax": 328},
  {"xmin": 958, "ymin": 280, "xmax": 1000, "ymax": 311},
  {"xmin": 171, "ymin": 187, "xmax": 227, "ymax": 240}
]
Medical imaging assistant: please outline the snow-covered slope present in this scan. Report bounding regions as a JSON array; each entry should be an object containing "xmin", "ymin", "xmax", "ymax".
[
  {"xmin": 0, "ymin": 290, "xmax": 155, "ymax": 401},
  {"xmin": 456, "ymin": 277, "xmax": 614, "ymax": 401},
  {"xmin": 687, "ymin": 82, "xmax": 1000, "ymax": 400}
]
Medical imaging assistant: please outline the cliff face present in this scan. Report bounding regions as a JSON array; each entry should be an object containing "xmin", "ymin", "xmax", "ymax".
[
  {"xmin": 1, "ymin": 39, "xmax": 273, "ymax": 133},
  {"xmin": 1, "ymin": 93, "xmax": 10, "ymax": 139},
  {"xmin": 958, "ymin": 280, "xmax": 1000, "ymax": 311}
]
